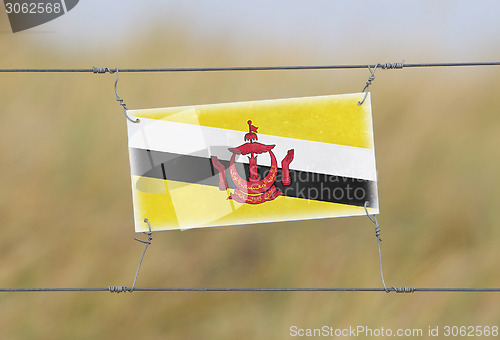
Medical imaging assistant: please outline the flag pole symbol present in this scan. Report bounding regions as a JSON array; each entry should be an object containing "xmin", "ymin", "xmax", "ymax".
[{"xmin": 211, "ymin": 120, "xmax": 295, "ymax": 205}]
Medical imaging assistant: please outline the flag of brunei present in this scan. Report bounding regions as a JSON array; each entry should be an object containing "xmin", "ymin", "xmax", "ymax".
[{"xmin": 127, "ymin": 93, "xmax": 379, "ymax": 232}]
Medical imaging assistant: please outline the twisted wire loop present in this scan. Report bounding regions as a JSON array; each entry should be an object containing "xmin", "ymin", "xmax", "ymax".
[
  {"xmin": 357, "ymin": 61, "xmax": 404, "ymax": 106},
  {"xmin": 107, "ymin": 219, "xmax": 153, "ymax": 294},
  {"xmin": 113, "ymin": 68, "xmax": 140, "ymax": 123},
  {"xmin": 129, "ymin": 218, "xmax": 154, "ymax": 293},
  {"xmin": 364, "ymin": 202, "xmax": 416, "ymax": 294},
  {"xmin": 364, "ymin": 201, "xmax": 382, "ymax": 242},
  {"xmin": 364, "ymin": 201, "xmax": 389, "ymax": 292},
  {"xmin": 93, "ymin": 66, "xmax": 139, "ymax": 123},
  {"xmin": 357, "ymin": 64, "xmax": 379, "ymax": 106}
]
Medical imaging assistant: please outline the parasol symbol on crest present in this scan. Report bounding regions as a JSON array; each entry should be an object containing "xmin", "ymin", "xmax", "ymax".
[{"xmin": 211, "ymin": 120, "xmax": 295, "ymax": 204}]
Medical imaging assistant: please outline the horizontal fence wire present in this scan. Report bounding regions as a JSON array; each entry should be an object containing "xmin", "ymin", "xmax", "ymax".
[
  {"xmin": 0, "ymin": 287, "xmax": 499, "ymax": 293},
  {"xmin": 0, "ymin": 62, "xmax": 500, "ymax": 73},
  {"xmin": 1, "ymin": 61, "xmax": 499, "ymax": 294}
]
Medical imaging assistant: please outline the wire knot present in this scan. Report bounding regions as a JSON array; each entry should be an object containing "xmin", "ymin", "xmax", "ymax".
[
  {"xmin": 134, "ymin": 218, "xmax": 153, "ymax": 245},
  {"xmin": 374, "ymin": 224, "xmax": 382, "ymax": 241},
  {"xmin": 391, "ymin": 286, "xmax": 415, "ymax": 293},
  {"xmin": 357, "ymin": 64, "xmax": 379, "ymax": 106},
  {"xmin": 365, "ymin": 73, "xmax": 375, "ymax": 87},
  {"xmin": 108, "ymin": 286, "xmax": 129, "ymax": 293},
  {"xmin": 92, "ymin": 67, "xmax": 116, "ymax": 74},
  {"xmin": 364, "ymin": 201, "xmax": 382, "ymax": 242},
  {"xmin": 93, "ymin": 66, "xmax": 138, "ymax": 122},
  {"xmin": 380, "ymin": 61, "xmax": 404, "ymax": 70},
  {"xmin": 128, "ymin": 218, "xmax": 154, "ymax": 293},
  {"xmin": 112, "ymin": 68, "xmax": 139, "ymax": 123}
]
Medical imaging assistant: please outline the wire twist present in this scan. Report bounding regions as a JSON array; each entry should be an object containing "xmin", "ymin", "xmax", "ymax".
[
  {"xmin": 364, "ymin": 201, "xmax": 382, "ymax": 241},
  {"xmin": 357, "ymin": 61, "xmax": 404, "ymax": 106},
  {"xmin": 107, "ymin": 219, "xmax": 153, "ymax": 294},
  {"xmin": 108, "ymin": 286, "xmax": 129, "ymax": 293},
  {"xmin": 380, "ymin": 61, "xmax": 404, "ymax": 69},
  {"xmin": 113, "ymin": 68, "xmax": 139, "ymax": 123},
  {"xmin": 357, "ymin": 64, "xmax": 378, "ymax": 106},
  {"xmin": 92, "ymin": 67, "xmax": 115, "ymax": 74},
  {"xmin": 391, "ymin": 286, "xmax": 415, "ymax": 293},
  {"xmin": 93, "ymin": 66, "xmax": 139, "ymax": 123},
  {"xmin": 364, "ymin": 201, "xmax": 388, "ymax": 292},
  {"xmin": 129, "ymin": 218, "xmax": 154, "ymax": 292},
  {"xmin": 364, "ymin": 202, "xmax": 416, "ymax": 294}
]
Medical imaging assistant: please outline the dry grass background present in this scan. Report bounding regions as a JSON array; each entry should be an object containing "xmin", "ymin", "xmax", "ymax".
[{"xmin": 0, "ymin": 12, "xmax": 499, "ymax": 340}]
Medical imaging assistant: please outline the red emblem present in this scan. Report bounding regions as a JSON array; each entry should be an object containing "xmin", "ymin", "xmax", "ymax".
[{"xmin": 211, "ymin": 120, "xmax": 295, "ymax": 204}]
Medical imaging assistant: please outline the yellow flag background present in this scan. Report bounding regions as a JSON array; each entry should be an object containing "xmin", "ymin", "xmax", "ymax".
[{"xmin": 128, "ymin": 93, "xmax": 378, "ymax": 231}]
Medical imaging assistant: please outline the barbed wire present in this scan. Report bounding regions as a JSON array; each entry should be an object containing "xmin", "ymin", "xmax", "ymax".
[{"xmin": 0, "ymin": 61, "xmax": 499, "ymax": 73}]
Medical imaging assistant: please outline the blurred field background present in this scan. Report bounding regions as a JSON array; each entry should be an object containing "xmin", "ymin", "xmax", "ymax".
[{"xmin": 0, "ymin": 1, "xmax": 500, "ymax": 339}]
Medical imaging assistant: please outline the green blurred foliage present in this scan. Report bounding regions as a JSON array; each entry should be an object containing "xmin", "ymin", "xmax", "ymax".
[{"xmin": 0, "ymin": 16, "xmax": 499, "ymax": 340}]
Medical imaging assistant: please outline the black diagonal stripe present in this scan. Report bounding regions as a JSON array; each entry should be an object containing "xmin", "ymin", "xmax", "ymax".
[{"xmin": 129, "ymin": 148, "xmax": 377, "ymax": 208}]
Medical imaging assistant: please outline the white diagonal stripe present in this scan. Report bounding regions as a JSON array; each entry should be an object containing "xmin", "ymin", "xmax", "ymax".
[{"xmin": 127, "ymin": 117, "xmax": 377, "ymax": 181}]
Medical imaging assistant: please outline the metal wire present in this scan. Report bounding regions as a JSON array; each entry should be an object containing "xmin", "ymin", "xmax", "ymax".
[
  {"xmin": 130, "ymin": 218, "xmax": 153, "ymax": 292},
  {"xmin": 112, "ymin": 68, "xmax": 139, "ymax": 123},
  {"xmin": 0, "ymin": 60, "xmax": 498, "ymax": 294},
  {"xmin": 0, "ymin": 213, "xmax": 496, "ymax": 294},
  {"xmin": 358, "ymin": 64, "xmax": 379, "ymax": 106},
  {"xmin": 0, "ymin": 287, "xmax": 499, "ymax": 293},
  {"xmin": 363, "ymin": 203, "xmax": 420, "ymax": 294},
  {"xmin": 0, "ymin": 61, "xmax": 500, "ymax": 73},
  {"xmin": 364, "ymin": 202, "xmax": 390, "ymax": 292}
]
